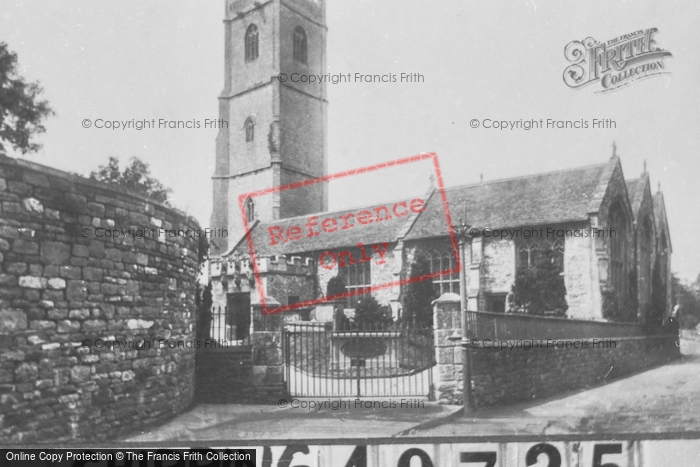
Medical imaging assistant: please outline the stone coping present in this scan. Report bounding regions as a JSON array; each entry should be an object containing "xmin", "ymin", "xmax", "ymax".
[{"xmin": 0, "ymin": 154, "xmax": 199, "ymax": 227}]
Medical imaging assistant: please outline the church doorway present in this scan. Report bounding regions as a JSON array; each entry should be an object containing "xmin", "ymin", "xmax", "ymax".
[{"xmin": 226, "ymin": 293, "xmax": 251, "ymax": 341}]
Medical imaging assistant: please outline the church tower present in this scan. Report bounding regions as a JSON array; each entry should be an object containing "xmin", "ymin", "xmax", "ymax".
[{"xmin": 211, "ymin": 0, "xmax": 328, "ymax": 253}]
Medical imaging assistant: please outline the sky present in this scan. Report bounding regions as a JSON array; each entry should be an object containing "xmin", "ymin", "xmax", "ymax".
[{"xmin": 1, "ymin": 0, "xmax": 699, "ymax": 281}]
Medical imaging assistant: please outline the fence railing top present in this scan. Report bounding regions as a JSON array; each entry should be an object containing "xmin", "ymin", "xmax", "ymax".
[{"xmin": 464, "ymin": 310, "xmax": 642, "ymax": 327}]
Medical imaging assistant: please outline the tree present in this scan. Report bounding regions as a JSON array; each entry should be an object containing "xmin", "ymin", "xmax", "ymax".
[
  {"xmin": 511, "ymin": 249, "xmax": 568, "ymax": 315},
  {"xmin": 353, "ymin": 295, "xmax": 393, "ymax": 328},
  {"xmin": 326, "ymin": 275, "xmax": 347, "ymax": 298},
  {"xmin": 90, "ymin": 156, "xmax": 172, "ymax": 205},
  {"xmin": 402, "ymin": 254, "xmax": 435, "ymax": 328},
  {"xmin": 673, "ymin": 274, "xmax": 700, "ymax": 330},
  {"xmin": 0, "ymin": 42, "xmax": 54, "ymax": 155}
]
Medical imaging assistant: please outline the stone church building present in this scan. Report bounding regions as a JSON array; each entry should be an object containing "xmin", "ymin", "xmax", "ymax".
[{"xmin": 207, "ymin": 0, "xmax": 673, "ymax": 337}]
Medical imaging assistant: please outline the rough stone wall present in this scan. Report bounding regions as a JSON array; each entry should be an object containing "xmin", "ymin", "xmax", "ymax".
[
  {"xmin": 481, "ymin": 237, "xmax": 514, "ymax": 295},
  {"xmin": 433, "ymin": 296, "xmax": 680, "ymax": 407},
  {"xmin": 563, "ymin": 227, "xmax": 597, "ymax": 320},
  {"xmin": 0, "ymin": 156, "xmax": 201, "ymax": 443},
  {"xmin": 265, "ymin": 257, "xmax": 317, "ymax": 305},
  {"xmin": 195, "ymin": 347, "xmax": 271, "ymax": 403}
]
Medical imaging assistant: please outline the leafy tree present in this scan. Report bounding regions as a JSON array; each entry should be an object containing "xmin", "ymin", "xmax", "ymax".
[
  {"xmin": 90, "ymin": 156, "xmax": 172, "ymax": 205},
  {"xmin": 353, "ymin": 295, "xmax": 393, "ymax": 328},
  {"xmin": 402, "ymin": 254, "xmax": 435, "ymax": 328},
  {"xmin": 0, "ymin": 42, "xmax": 54, "ymax": 155},
  {"xmin": 511, "ymin": 249, "xmax": 568, "ymax": 315},
  {"xmin": 326, "ymin": 275, "xmax": 347, "ymax": 298},
  {"xmin": 672, "ymin": 274, "xmax": 700, "ymax": 330}
]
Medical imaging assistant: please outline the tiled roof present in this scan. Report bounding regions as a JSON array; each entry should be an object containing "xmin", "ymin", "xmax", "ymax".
[
  {"xmin": 229, "ymin": 158, "xmax": 624, "ymax": 254},
  {"xmin": 238, "ymin": 202, "xmax": 417, "ymax": 256},
  {"xmin": 404, "ymin": 160, "xmax": 615, "ymax": 240}
]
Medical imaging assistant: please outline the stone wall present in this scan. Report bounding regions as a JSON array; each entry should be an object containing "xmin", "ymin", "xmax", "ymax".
[
  {"xmin": 433, "ymin": 295, "xmax": 680, "ymax": 407},
  {"xmin": 196, "ymin": 347, "xmax": 280, "ymax": 403},
  {"xmin": 0, "ymin": 155, "xmax": 201, "ymax": 442}
]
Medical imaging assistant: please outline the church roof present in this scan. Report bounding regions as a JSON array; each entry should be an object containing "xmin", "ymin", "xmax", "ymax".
[
  {"xmin": 240, "ymin": 203, "xmax": 415, "ymax": 256},
  {"xmin": 404, "ymin": 160, "xmax": 615, "ymax": 240},
  {"xmin": 230, "ymin": 157, "xmax": 643, "ymax": 255}
]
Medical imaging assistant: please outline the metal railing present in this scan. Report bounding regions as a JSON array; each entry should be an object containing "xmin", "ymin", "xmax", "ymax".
[
  {"xmin": 205, "ymin": 305, "xmax": 251, "ymax": 346},
  {"xmin": 464, "ymin": 310, "xmax": 645, "ymax": 340},
  {"xmin": 284, "ymin": 321, "xmax": 435, "ymax": 398}
]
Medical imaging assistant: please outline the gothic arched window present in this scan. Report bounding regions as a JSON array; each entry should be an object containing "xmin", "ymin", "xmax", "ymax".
[
  {"xmin": 245, "ymin": 24, "xmax": 259, "ymax": 62},
  {"xmin": 608, "ymin": 200, "xmax": 629, "ymax": 298},
  {"xmin": 293, "ymin": 26, "xmax": 307, "ymax": 64},
  {"xmin": 420, "ymin": 248, "xmax": 459, "ymax": 297},
  {"xmin": 517, "ymin": 238, "xmax": 564, "ymax": 271},
  {"xmin": 244, "ymin": 117, "xmax": 255, "ymax": 142},
  {"xmin": 244, "ymin": 197, "xmax": 255, "ymax": 223},
  {"xmin": 640, "ymin": 217, "xmax": 653, "ymax": 287}
]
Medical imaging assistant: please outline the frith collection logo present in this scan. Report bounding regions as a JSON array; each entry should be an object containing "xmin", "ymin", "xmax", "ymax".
[{"xmin": 563, "ymin": 28, "xmax": 672, "ymax": 93}]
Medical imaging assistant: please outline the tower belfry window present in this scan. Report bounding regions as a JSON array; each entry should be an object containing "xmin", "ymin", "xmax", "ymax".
[
  {"xmin": 293, "ymin": 26, "xmax": 307, "ymax": 64},
  {"xmin": 245, "ymin": 24, "xmax": 259, "ymax": 62},
  {"xmin": 244, "ymin": 117, "xmax": 255, "ymax": 142}
]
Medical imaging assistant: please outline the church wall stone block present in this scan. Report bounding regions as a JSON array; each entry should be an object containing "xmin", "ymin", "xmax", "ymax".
[
  {"xmin": 226, "ymin": 170, "xmax": 275, "ymax": 243},
  {"xmin": 368, "ymin": 245, "xmax": 400, "ymax": 306},
  {"xmin": 266, "ymin": 268, "xmax": 316, "ymax": 308},
  {"xmin": 225, "ymin": 87, "xmax": 276, "ymax": 175},
  {"xmin": 280, "ymin": 89, "xmax": 326, "ymax": 175},
  {"xmin": 279, "ymin": 168, "xmax": 326, "ymax": 218},
  {"xmin": 0, "ymin": 155, "xmax": 201, "ymax": 443},
  {"xmin": 227, "ymin": 3, "xmax": 278, "ymax": 96},
  {"xmin": 563, "ymin": 225, "xmax": 598, "ymax": 320},
  {"xmin": 482, "ymin": 237, "xmax": 515, "ymax": 295},
  {"xmin": 316, "ymin": 250, "xmax": 339, "ymax": 299}
]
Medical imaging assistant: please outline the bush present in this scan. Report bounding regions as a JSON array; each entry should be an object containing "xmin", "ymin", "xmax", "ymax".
[
  {"xmin": 402, "ymin": 254, "xmax": 435, "ymax": 328},
  {"xmin": 601, "ymin": 285, "xmax": 636, "ymax": 323},
  {"xmin": 353, "ymin": 295, "xmax": 393, "ymax": 328},
  {"xmin": 326, "ymin": 275, "xmax": 346, "ymax": 298},
  {"xmin": 511, "ymin": 249, "xmax": 568, "ymax": 315}
]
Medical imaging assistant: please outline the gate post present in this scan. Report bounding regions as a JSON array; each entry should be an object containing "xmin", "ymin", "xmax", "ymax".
[
  {"xmin": 432, "ymin": 293, "xmax": 464, "ymax": 405},
  {"xmin": 250, "ymin": 295, "xmax": 286, "ymax": 399}
]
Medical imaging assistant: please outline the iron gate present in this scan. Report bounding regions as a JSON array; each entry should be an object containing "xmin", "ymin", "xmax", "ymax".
[{"xmin": 284, "ymin": 322, "xmax": 435, "ymax": 398}]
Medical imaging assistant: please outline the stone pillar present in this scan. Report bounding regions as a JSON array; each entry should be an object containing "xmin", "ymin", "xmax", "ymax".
[
  {"xmin": 251, "ymin": 295, "xmax": 285, "ymax": 396},
  {"xmin": 432, "ymin": 293, "xmax": 463, "ymax": 405},
  {"xmin": 468, "ymin": 237, "xmax": 483, "ymax": 310}
]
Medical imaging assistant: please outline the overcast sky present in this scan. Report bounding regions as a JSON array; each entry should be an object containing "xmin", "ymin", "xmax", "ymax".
[{"xmin": 1, "ymin": 0, "xmax": 699, "ymax": 281}]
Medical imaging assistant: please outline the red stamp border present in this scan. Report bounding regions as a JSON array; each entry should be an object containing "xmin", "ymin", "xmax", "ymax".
[{"xmin": 238, "ymin": 152, "xmax": 460, "ymax": 315}]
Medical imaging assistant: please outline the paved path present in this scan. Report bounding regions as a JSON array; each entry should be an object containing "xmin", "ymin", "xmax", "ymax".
[
  {"xmin": 126, "ymin": 339, "xmax": 699, "ymax": 442},
  {"xmin": 407, "ymin": 338, "xmax": 700, "ymax": 438},
  {"xmin": 126, "ymin": 400, "xmax": 460, "ymax": 442}
]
